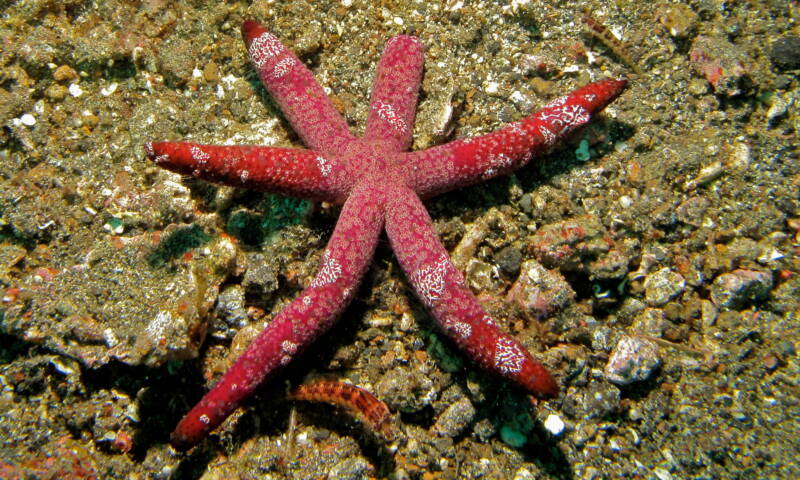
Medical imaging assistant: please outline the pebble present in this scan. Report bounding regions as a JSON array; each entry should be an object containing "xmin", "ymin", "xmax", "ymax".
[
  {"xmin": 507, "ymin": 259, "xmax": 575, "ymax": 317},
  {"xmin": 20, "ymin": 114, "xmax": 36, "ymax": 126},
  {"xmin": 770, "ymin": 35, "xmax": 800, "ymax": 70},
  {"xmin": 53, "ymin": 64, "xmax": 78, "ymax": 82},
  {"xmin": 689, "ymin": 35, "xmax": 749, "ymax": 97},
  {"xmin": 45, "ymin": 84, "xmax": 69, "ymax": 100},
  {"xmin": 432, "ymin": 397, "xmax": 476, "ymax": 437},
  {"xmin": 213, "ymin": 284, "xmax": 249, "ymax": 339},
  {"xmin": 643, "ymin": 268, "xmax": 686, "ymax": 306},
  {"xmin": 543, "ymin": 413, "xmax": 565, "ymax": 436},
  {"xmin": 242, "ymin": 253, "xmax": 279, "ymax": 296},
  {"xmin": 328, "ymin": 457, "xmax": 369, "ymax": 480},
  {"xmin": 766, "ymin": 94, "xmax": 789, "ymax": 127},
  {"xmin": 605, "ymin": 335, "xmax": 662, "ymax": 386},
  {"xmin": 710, "ymin": 269, "xmax": 773, "ymax": 309},
  {"xmin": 562, "ymin": 382, "xmax": 621, "ymax": 419},
  {"xmin": 375, "ymin": 366, "xmax": 436, "ymax": 413},
  {"xmin": 68, "ymin": 83, "xmax": 83, "ymax": 97}
]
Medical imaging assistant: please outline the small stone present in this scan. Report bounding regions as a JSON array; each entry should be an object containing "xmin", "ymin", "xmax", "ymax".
[
  {"xmin": 643, "ymin": 268, "xmax": 685, "ymax": 306},
  {"xmin": 213, "ymin": 284, "xmax": 249, "ymax": 339},
  {"xmin": 465, "ymin": 258, "xmax": 499, "ymax": 291},
  {"xmin": 68, "ymin": 83, "xmax": 84, "ymax": 97},
  {"xmin": 710, "ymin": 269, "xmax": 773, "ymax": 309},
  {"xmin": 766, "ymin": 94, "xmax": 789, "ymax": 127},
  {"xmin": 543, "ymin": 413, "xmax": 565, "ymax": 436},
  {"xmin": 432, "ymin": 396, "xmax": 476, "ymax": 437},
  {"xmin": 507, "ymin": 259, "xmax": 575, "ymax": 318},
  {"xmin": 689, "ymin": 35, "xmax": 750, "ymax": 97},
  {"xmin": 242, "ymin": 253, "xmax": 279, "ymax": 296},
  {"xmin": 376, "ymin": 366, "xmax": 436, "ymax": 413},
  {"xmin": 605, "ymin": 335, "xmax": 661, "ymax": 385},
  {"xmin": 495, "ymin": 245, "xmax": 522, "ymax": 277},
  {"xmin": 328, "ymin": 457, "xmax": 370, "ymax": 480},
  {"xmin": 45, "ymin": 84, "xmax": 69, "ymax": 100},
  {"xmin": 20, "ymin": 114, "xmax": 36, "ymax": 126},
  {"xmin": 53, "ymin": 64, "xmax": 78, "ymax": 82},
  {"xmin": 631, "ymin": 308, "xmax": 667, "ymax": 337},
  {"xmin": 562, "ymin": 382, "xmax": 621, "ymax": 419},
  {"xmin": 770, "ymin": 36, "xmax": 800, "ymax": 70},
  {"xmin": 203, "ymin": 61, "xmax": 220, "ymax": 82}
]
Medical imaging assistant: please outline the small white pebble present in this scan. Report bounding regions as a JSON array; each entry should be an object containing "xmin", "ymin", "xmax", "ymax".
[
  {"xmin": 619, "ymin": 195, "xmax": 633, "ymax": 208},
  {"xmin": 192, "ymin": 67, "xmax": 203, "ymax": 78},
  {"xmin": 69, "ymin": 83, "xmax": 83, "ymax": 97},
  {"xmin": 485, "ymin": 81, "xmax": 499, "ymax": 95},
  {"xmin": 100, "ymin": 83, "xmax": 118, "ymax": 96},
  {"xmin": 544, "ymin": 413, "xmax": 565, "ymax": 436},
  {"xmin": 393, "ymin": 17, "xmax": 404, "ymax": 26},
  {"xmin": 20, "ymin": 114, "xmax": 36, "ymax": 126},
  {"xmin": 341, "ymin": 0, "xmax": 352, "ymax": 6}
]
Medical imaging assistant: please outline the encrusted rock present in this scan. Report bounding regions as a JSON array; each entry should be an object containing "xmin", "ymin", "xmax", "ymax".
[
  {"xmin": 770, "ymin": 35, "xmax": 800, "ymax": 70},
  {"xmin": 710, "ymin": 269, "xmax": 773, "ymax": 309},
  {"xmin": 432, "ymin": 396, "xmax": 476, "ymax": 437},
  {"xmin": 689, "ymin": 35, "xmax": 751, "ymax": 97},
  {"xmin": 605, "ymin": 335, "xmax": 661, "ymax": 386},
  {"xmin": 376, "ymin": 365, "xmax": 437, "ymax": 413},
  {"xmin": 507, "ymin": 259, "xmax": 575, "ymax": 319},
  {"xmin": 212, "ymin": 284, "xmax": 249, "ymax": 340},
  {"xmin": 643, "ymin": 268, "xmax": 685, "ymax": 306},
  {"xmin": 562, "ymin": 382, "xmax": 621, "ymax": 419}
]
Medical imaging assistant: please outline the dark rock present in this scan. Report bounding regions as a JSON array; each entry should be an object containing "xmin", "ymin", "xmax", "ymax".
[{"xmin": 770, "ymin": 36, "xmax": 800, "ymax": 70}]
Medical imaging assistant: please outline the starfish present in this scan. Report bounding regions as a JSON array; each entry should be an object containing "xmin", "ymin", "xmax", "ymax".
[{"xmin": 145, "ymin": 20, "xmax": 626, "ymax": 451}]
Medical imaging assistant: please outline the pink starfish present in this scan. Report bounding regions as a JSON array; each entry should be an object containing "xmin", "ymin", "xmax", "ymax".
[{"xmin": 145, "ymin": 20, "xmax": 626, "ymax": 451}]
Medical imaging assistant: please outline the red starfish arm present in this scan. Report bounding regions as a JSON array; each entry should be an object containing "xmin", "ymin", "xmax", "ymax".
[
  {"xmin": 170, "ymin": 183, "xmax": 385, "ymax": 451},
  {"xmin": 362, "ymin": 35, "xmax": 425, "ymax": 151},
  {"xmin": 404, "ymin": 78, "xmax": 627, "ymax": 198},
  {"xmin": 143, "ymin": 141, "xmax": 344, "ymax": 202},
  {"xmin": 384, "ymin": 185, "xmax": 558, "ymax": 398},
  {"xmin": 242, "ymin": 20, "xmax": 357, "ymax": 154}
]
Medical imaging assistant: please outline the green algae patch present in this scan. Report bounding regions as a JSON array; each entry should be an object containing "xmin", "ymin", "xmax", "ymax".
[
  {"xmin": 147, "ymin": 224, "xmax": 211, "ymax": 268},
  {"xmin": 226, "ymin": 194, "xmax": 311, "ymax": 245}
]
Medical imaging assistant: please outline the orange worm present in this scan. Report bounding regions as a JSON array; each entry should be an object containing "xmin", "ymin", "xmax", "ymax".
[{"xmin": 288, "ymin": 380, "xmax": 397, "ymax": 441}]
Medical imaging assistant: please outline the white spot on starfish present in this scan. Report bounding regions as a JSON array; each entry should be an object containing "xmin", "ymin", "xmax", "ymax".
[
  {"xmin": 411, "ymin": 254, "xmax": 450, "ymax": 307},
  {"xmin": 495, "ymin": 337, "xmax": 525, "ymax": 374},
  {"xmin": 199, "ymin": 414, "xmax": 210, "ymax": 425},
  {"xmin": 538, "ymin": 104, "xmax": 590, "ymax": 135},
  {"xmin": 450, "ymin": 321, "xmax": 472, "ymax": 339},
  {"xmin": 538, "ymin": 125, "xmax": 556, "ymax": 145},
  {"xmin": 272, "ymin": 57, "xmax": 296, "ymax": 78},
  {"xmin": 316, "ymin": 155, "xmax": 332, "ymax": 177},
  {"xmin": 249, "ymin": 32, "xmax": 284, "ymax": 68},
  {"xmin": 190, "ymin": 146, "xmax": 210, "ymax": 162},
  {"xmin": 310, "ymin": 251, "xmax": 342, "ymax": 288},
  {"xmin": 374, "ymin": 101, "xmax": 407, "ymax": 132},
  {"xmin": 281, "ymin": 340, "xmax": 298, "ymax": 355}
]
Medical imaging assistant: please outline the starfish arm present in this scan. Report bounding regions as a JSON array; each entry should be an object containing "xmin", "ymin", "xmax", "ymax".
[
  {"xmin": 384, "ymin": 185, "xmax": 558, "ymax": 398},
  {"xmin": 242, "ymin": 20, "xmax": 357, "ymax": 154},
  {"xmin": 404, "ymin": 78, "xmax": 627, "ymax": 198},
  {"xmin": 144, "ymin": 141, "xmax": 345, "ymax": 202},
  {"xmin": 170, "ymin": 183, "xmax": 385, "ymax": 451},
  {"xmin": 362, "ymin": 35, "xmax": 425, "ymax": 151}
]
